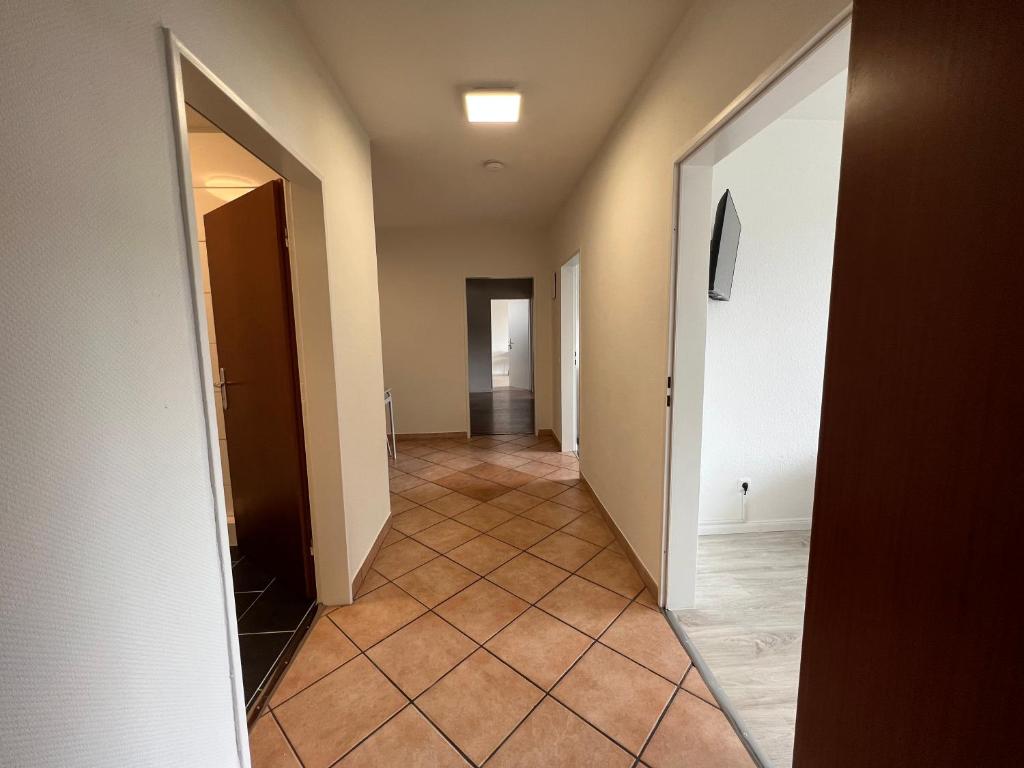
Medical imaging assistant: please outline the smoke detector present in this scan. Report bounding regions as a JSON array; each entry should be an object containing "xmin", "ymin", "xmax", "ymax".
[{"xmin": 483, "ymin": 159, "xmax": 505, "ymax": 172}]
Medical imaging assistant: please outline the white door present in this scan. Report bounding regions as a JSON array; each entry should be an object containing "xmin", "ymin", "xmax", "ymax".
[
  {"xmin": 571, "ymin": 262, "xmax": 580, "ymax": 452},
  {"xmin": 508, "ymin": 299, "xmax": 532, "ymax": 390}
]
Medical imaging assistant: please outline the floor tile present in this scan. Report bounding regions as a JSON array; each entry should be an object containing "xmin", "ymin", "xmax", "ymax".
[
  {"xmin": 636, "ymin": 588, "xmax": 659, "ymax": 609},
  {"xmin": 486, "ymin": 452, "xmax": 531, "ymax": 468},
  {"xmin": 518, "ymin": 477, "xmax": 569, "ymax": 499},
  {"xmin": 393, "ymin": 557, "xmax": 479, "ymax": 607},
  {"xmin": 553, "ymin": 643, "xmax": 675, "ymax": 756},
  {"xmin": 232, "ymin": 557, "xmax": 274, "ymax": 592},
  {"xmin": 367, "ymin": 613, "xmax": 476, "ymax": 697},
  {"xmin": 440, "ymin": 455, "xmax": 483, "ymax": 471},
  {"xmin": 391, "ymin": 507, "xmax": 446, "ymax": 535},
  {"xmin": 545, "ymin": 467, "xmax": 582, "ymax": 485},
  {"xmin": 238, "ymin": 581, "xmax": 315, "ymax": 634},
  {"xmin": 516, "ymin": 460, "xmax": 558, "ymax": 477},
  {"xmin": 487, "ymin": 553, "xmax": 571, "ymax": 603},
  {"xmin": 600, "ymin": 603, "xmax": 690, "ymax": 683},
  {"xmin": 401, "ymin": 481, "xmax": 452, "ymax": 504},
  {"xmin": 489, "ymin": 489, "xmax": 545, "ymax": 513},
  {"xmin": 486, "ymin": 698, "xmax": 632, "ymax": 768},
  {"xmin": 336, "ymin": 705, "xmax": 468, "ymax": 767},
  {"xmin": 562, "ymin": 514, "xmax": 616, "ymax": 547},
  {"xmin": 437, "ymin": 471, "xmax": 507, "ymax": 501},
  {"xmin": 453, "ymin": 502, "xmax": 515, "ymax": 532},
  {"xmin": 380, "ymin": 527, "xmax": 406, "ymax": 547},
  {"xmin": 235, "ymin": 591, "xmax": 261, "ymax": 617},
  {"xmin": 520, "ymin": 499, "xmax": 582, "ymax": 529},
  {"xmin": 535, "ymin": 452, "xmax": 580, "ymax": 468},
  {"xmin": 488, "ymin": 516, "xmax": 554, "ymax": 549},
  {"xmin": 577, "ymin": 549, "xmax": 645, "ymax": 598},
  {"xmin": 641, "ymin": 692, "xmax": 754, "ymax": 768},
  {"xmin": 528, "ymin": 531, "xmax": 601, "ymax": 571},
  {"xmin": 394, "ymin": 456, "xmax": 431, "ymax": 473},
  {"xmin": 681, "ymin": 666, "xmax": 718, "ymax": 707},
  {"xmin": 434, "ymin": 579, "xmax": 529, "ymax": 643},
  {"xmin": 485, "ymin": 607, "xmax": 592, "ymax": 690},
  {"xmin": 355, "ymin": 568, "xmax": 388, "ymax": 598},
  {"xmin": 538, "ymin": 576, "xmax": 629, "ymax": 638},
  {"xmin": 329, "ymin": 583, "xmax": 426, "ymax": 649},
  {"xmin": 390, "ymin": 473, "xmax": 426, "ymax": 493},
  {"xmin": 413, "ymin": 519, "xmax": 480, "ymax": 553},
  {"xmin": 240, "ymin": 632, "xmax": 293, "ymax": 705},
  {"xmin": 390, "ymin": 493, "xmax": 419, "ymax": 514},
  {"xmin": 490, "ymin": 467, "xmax": 536, "ymax": 487},
  {"xmin": 270, "ymin": 616, "xmax": 359, "ymax": 707},
  {"xmin": 551, "ymin": 486, "xmax": 596, "ymax": 512},
  {"xmin": 394, "ymin": 443, "xmax": 433, "ymax": 458},
  {"xmin": 424, "ymin": 492, "xmax": 480, "ymax": 517},
  {"xmin": 274, "ymin": 656, "xmax": 405, "ymax": 768},
  {"xmin": 371, "ymin": 538, "xmax": 437, "ymax": 579},
  {"xmin": 409, "ymin": 463, "xmax": 458, "ymax": 482},
  {"xmin": 416, "ymin": 649, "xmax": 543, "ymax": 765},
  {"xmin": 465, "ymin": 462, "xmax": 510, "ymax": 481},
  {"xmin": 446, "ymin": 534, "xmax": 520, "ymax": 575},
  {"xmin": 249, "ymin": 713, "xmax": 301, "ymax": 768}
]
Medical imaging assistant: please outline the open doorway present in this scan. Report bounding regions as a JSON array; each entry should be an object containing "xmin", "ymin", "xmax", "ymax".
[
  {"xmin": 560, "ymin": 253, "xmax": 581, "ymax": 455},
  {"xmin": 466, "ymin": 278, "xmax": 534, "ymax": 435},
  {"xmin": 185, "ymin": 106, "xmax": 316, "ymax": 718},
  {"xmin": 662, "ymin": 18, "xmax": 850, "ymax": 768}
]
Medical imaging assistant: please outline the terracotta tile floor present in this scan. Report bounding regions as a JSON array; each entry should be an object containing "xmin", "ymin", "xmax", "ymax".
[{"xmin": 251, "ymin": 434, "xmax": 753, "ymax": 767}]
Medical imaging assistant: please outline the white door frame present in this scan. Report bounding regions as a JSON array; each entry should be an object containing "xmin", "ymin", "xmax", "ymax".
[
  {"xmin": 660, "ymin": 11, "xmax": 852, "ymax": 610},
  {"xmin": 560, "ymin": 252, "xmax": 581, "ymax": 454}
]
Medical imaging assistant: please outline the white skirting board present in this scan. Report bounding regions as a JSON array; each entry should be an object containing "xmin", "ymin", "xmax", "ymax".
[{"xmin": 698, "ymin": 518, "xmax": 812, "ymax": 536}]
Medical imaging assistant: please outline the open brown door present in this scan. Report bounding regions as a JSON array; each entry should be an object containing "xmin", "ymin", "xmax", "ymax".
[
  {"xmin": 793, "ymin": 1, "xmax": 1024, "ymax": 765},
  {"xmin": 205, "ymin": 180, "xmax": 315, "ymax": 599}
]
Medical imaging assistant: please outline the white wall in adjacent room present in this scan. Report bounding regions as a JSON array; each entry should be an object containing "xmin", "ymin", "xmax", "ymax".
[{"xmin": 699, "ymin": 74, "xmax": 845, "ymax": 529}]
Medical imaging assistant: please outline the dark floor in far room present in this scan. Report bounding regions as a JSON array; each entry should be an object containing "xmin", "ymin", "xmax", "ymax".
[{"xmin": 470, "ymin": 387, "xmax": 535, "ymax": 435}]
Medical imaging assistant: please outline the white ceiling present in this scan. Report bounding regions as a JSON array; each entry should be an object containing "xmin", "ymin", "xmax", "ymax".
[{"xmin": 291, "ymin": 0, "xmax": 692, "ymax": 227}]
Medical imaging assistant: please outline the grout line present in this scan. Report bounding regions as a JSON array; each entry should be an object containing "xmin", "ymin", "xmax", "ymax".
[
  {"xmin": 235, "ymin": 576, "xmax": 275, "ymax": 624},
  {"xmin": 268, "ymin": 709, "xmax": 305, "ymax": 768}
]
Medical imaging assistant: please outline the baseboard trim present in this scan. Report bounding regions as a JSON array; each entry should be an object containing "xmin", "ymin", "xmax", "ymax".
[
  {"xmin": 350, "ymin": 511, "xmax": 395, "ymax": 600},
  {"xmin": 698, "ymin": 518, "xmax": 811, "ymax": 535},
  {"xmin": 578, "ymin": 475, "xmax": 659, "ymax": 601},
  {"xmin": 539, "ymin": 429, "xmax": 560, "ymax": 450},
  {"xmin": 395, "ymin": 431, "xmax": 467, "ymax": 441}
]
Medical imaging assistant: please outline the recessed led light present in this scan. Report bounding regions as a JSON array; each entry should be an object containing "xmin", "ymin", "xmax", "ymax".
[
  {"xmin": 483, "ymin": 159, "xmax": 505, "ymax": 172},
  {"xmin": 464, "ymin": 89, "xmax": 521, "ymax": 123}
]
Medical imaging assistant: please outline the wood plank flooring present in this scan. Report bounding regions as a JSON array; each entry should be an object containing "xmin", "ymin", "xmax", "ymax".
[
  {"xmin": 674, "ymin": 531, "xmax": 810, "ymax": 768},
  {"xmin": 469, "ymin": 387, "xmax": 534, "ymax": 435}
]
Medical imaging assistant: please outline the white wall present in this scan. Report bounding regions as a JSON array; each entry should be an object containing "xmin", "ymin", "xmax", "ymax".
[
  {"xmin": 0, "ymin": 2, "xmax": 385, "ymax": 765},
  {"xmin": 378, "ymin": 225, "xmax": 552, "ymax": 434},
  {"xmin": 700, "ymin": 112, "xmax": 843, "ymax": 530},
  {"xmin": 548, "ymin": 0, "xmax": 849, "ymax": 588},
  {"xmin": 491, "ymin": 300, "xmax": 511, "ymax": 354}
]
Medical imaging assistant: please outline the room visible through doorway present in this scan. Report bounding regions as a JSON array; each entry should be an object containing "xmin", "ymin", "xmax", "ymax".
[{"xmin": 466, "ymin": 278, "xmax": 534, "ymax": 435}]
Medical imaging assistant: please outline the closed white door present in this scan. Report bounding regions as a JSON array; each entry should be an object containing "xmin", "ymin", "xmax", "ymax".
[{"xmin": 508, "ymin": 299, "xmax": 532, "ymax": 390}]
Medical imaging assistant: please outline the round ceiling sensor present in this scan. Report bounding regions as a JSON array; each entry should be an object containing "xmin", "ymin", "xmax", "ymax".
[{"xmin": 483, "ymin": 159, "xmax": 505, "ymax": 172}]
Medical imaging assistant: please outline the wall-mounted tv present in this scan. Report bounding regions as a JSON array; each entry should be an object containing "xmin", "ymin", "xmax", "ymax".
[{"xmin": 709, "ymin": 189, "xmax": 741, "ymax": 301}]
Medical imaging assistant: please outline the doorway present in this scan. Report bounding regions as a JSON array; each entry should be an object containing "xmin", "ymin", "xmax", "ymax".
[
  {"xmin": 560, "ymin": 253, "xmax": 581, "ymax": 455},
  {"xmin": 662, "ymin": 17, "xmax": 850, "ymax": 768},
  {"xmin": 466, "ymin": 278, "xmax": 535, "ymax": 435}
]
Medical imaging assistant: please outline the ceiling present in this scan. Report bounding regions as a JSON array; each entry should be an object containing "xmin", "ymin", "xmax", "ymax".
[
  {"xmin": 784, "ymin": 70, "xmax": 848, "ymax": 122},
  {"xmin": 291, "ymin": 0, "xmax": 692, "ymax": 228}
]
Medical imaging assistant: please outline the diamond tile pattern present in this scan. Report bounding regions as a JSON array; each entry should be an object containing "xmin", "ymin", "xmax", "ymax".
[{"xmin": 253, "ymin": 435, "xmax": 749, "ymax": 767}]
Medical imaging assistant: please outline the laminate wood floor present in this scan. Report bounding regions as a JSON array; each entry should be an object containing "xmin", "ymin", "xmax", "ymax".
[
  {"xmin": 470, "ymin": 387, "xmax": 534, "ymax": 435},
  {"xmin": 674, "ymin": 531, "xmax": 810, "ymax": 768}
]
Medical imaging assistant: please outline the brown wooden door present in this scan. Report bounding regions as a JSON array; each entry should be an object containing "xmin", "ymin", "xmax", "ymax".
[
  {"xmin": 793, "ymin": 1, "xmax": 1024, "ymax": 765},
  {"xmin": 205, "ymin": 180, "xmax": 315, "ymax": 599}
]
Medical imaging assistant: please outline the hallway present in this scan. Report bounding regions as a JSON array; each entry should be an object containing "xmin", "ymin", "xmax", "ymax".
[
  {"xmin": 469, "ymin": 388, "xmax": 535, "ymax": 435},
  {"xmin": 250, "ymin": 435, "xmax": 752, "ymax": 767}
]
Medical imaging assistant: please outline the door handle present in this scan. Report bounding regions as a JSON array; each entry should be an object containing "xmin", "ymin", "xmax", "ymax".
[{"xmin": 218, "ymin": 367, "xmax": 239, "ymax": 411}]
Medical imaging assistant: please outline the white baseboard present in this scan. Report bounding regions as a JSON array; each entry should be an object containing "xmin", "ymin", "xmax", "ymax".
[{"xmin": 698, "ymin": 518, "xmax": 812, "ymax": 535}]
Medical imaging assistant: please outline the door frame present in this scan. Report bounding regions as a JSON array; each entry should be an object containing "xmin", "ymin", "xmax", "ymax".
[
  {"xmin": 559, "ymin": 252, "xmax": 581, "ymax": 455},
  {"xmin": 659, "ymin": 9, "xmax": 852, "ymax": 611},
  {"xmin": 165, "ymin": 30, "xmax": 352, "ymax": 764}
]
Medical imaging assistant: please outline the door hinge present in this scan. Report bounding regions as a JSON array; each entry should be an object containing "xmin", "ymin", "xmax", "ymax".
[
  {"xmin": 309, "ymin": 545, "xmax": 314, "ymax": 556},
  {"xmin": 284, "ymin": 227, "xmax": 290, "ymax": 248},
  {"xmin": 667, "ymin": 394, "xmax": 672, "ymax": 407}
]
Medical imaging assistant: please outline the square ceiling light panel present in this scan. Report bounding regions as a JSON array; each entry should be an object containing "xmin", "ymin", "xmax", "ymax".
[{"xmin": 464, "ymin": 90, "xmax": 522, "ymax": 123}]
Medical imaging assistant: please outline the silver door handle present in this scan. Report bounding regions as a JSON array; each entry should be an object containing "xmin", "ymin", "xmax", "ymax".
[{"xmin": 218, "ymin": 367, "xmax": 239, "ymax": 411}]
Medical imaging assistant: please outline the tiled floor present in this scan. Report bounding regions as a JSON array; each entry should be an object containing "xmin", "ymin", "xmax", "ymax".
[
  {"xmin": 232, "ymin": 549, "xmax": 317, "ymax": 710},
  {"xmin": 249, "ymin": 435, "xmax": 753, "ymax": 767},
  {"xmin": 469, "ymin": 387, "xmax": 535, "ymax": 435}
]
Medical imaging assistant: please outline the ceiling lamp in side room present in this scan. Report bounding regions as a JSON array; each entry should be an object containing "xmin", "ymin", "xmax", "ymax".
[
  {"xmin": 482, "ymin": 160, "xmax": 505, "ymax": 172},
  {"xmin": 464, "ymin": 89, "xmax": 521, "ymax": 123}
]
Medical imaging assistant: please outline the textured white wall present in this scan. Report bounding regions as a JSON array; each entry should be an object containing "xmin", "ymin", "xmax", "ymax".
[
  {"xmin": 0, "ymin": 1, "xmax": 385, "ymax": 765},
  {"xmin": 700, "ymin": 116, "xmax": 843, "ymax": 528}
]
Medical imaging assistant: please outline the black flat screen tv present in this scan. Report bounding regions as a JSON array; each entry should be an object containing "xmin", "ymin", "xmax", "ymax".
[{"xmin": 709, "ymin": 189, "xmax": 741, "ymax": 301}]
